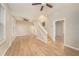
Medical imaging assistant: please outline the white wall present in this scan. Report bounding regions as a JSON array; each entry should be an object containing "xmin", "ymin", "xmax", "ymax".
[
  {"xmin": 6, "ymin": 12, "xmax": 16, "ymax": 44},
  {"xmin": 16, "ymin": 21, "xmax": 34, "ymax": 36},
  {"xmin": 64, "ymin": 4, "xmax": 79, "ymax": 50},
  {"xmin": 0, "ymin": 4, "xmax": 16, "ymax": 55},
  {"xmin": 48, "ymin": 3, "xmax": 79, "ymax": 50}
]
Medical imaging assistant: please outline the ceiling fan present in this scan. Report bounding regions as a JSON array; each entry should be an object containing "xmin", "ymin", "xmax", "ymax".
[{"xmin": 32, "ymin": 3, "xmax": 53, "ymax": 11}]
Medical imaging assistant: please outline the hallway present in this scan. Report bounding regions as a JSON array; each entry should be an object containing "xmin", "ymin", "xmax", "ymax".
[{"xmin": 5, "ymin": 35, "xmax": 79, "ymax": 56}]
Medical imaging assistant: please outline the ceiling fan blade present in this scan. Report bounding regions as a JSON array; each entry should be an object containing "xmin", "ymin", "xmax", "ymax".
[
  {"xmin": 46, "ymin": 3, "xmax": 53, "ymax": 8},
  {"xmin": 24, "ymin": 18, "xmax": 29, "ymax": 22},
  {"xmin": 40, "ymin": 6, "xmax": 44, "ymax": 11},
  {"xmin": 32, "ymin": 3, "xmax": 41, "ymax": 5}
]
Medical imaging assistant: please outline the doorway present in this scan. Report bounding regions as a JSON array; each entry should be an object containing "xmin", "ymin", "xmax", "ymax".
[
  {"xmin": 55, "ymin": 20, "xmax": 64, "ymax": 41},
  {"xmin": 55, "ymin": 20, "xmax": 64, "ymax": 50}
]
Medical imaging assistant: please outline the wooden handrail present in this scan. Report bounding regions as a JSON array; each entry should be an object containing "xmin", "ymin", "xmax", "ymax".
[{"xmin": 38, "ymin": 23, "xmax": 47, "ymax": 35}]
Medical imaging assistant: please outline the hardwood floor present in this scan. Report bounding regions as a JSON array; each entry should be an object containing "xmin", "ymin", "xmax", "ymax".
[{"xmin": 5, "ymin": 35, "xmax": 79, "ymax": 56}]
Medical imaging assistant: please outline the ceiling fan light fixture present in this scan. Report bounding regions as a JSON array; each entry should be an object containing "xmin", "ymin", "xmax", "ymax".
[
  {"xmin": 38, "ymin": 15, "xmax": 47, "ymax": 22},
  {"xmin": 32, "ymin": 3, "xmax": 53, "ymax": 11}
]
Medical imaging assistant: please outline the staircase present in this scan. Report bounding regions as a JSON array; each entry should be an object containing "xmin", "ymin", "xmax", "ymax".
[{"xmin": 33, "ymin": 21, "xmax": 53, "ymax": 45}]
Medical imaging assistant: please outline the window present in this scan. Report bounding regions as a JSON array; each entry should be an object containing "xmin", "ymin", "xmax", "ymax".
[{"xmin": 0, "ymin": 4, "xmax": 5, "ymax": 42}]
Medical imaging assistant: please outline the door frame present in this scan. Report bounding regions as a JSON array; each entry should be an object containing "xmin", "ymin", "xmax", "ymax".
[{"xmin": 53, "ymin": 18, "xmax": 65, "ymax": 43}]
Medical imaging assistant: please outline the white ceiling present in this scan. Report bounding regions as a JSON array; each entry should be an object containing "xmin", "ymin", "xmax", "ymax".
[
  {"xmin": 8, "ymin": 3, "xmax": 79, "ymax": 21},
  {"xmin": 8, "ymin": 3, "xmax": 54, "ymax": 21}
]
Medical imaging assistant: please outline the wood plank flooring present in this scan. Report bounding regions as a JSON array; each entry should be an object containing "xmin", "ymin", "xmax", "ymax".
[{"xmin": 5, "ymin": 35, "xmax": 79, "ymax": 56}]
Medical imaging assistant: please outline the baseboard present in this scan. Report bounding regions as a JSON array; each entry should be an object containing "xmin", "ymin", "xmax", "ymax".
[
  {"xmin": 2, "ymin": 43, "xmax": 11, "ymax": 56},
  {"xmin": 2, "ymin": 38, "xmax": 16, "ymax": 56},
  {"xmin": 64, "ymin": 44, "xmax": 79, "ymax": 51}
]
